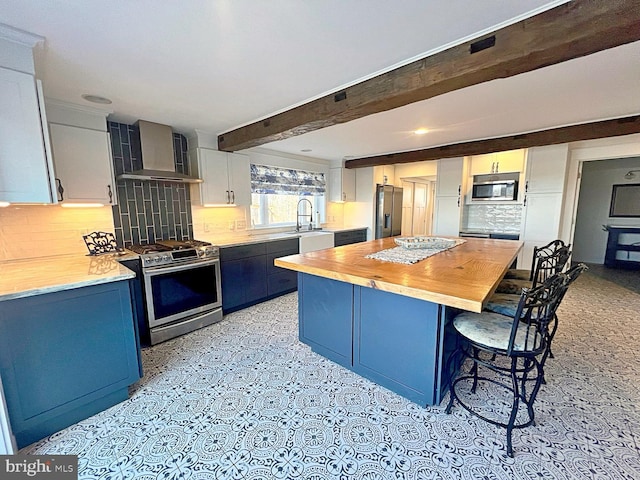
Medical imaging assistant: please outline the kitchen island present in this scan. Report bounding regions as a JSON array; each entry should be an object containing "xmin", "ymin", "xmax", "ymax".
[{"xmin": 274, "ymin": 237, "xmax": 522, "ymax": 406}]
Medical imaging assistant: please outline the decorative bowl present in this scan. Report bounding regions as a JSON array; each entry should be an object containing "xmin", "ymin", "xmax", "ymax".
[{"xmin": 394, "ymin": 236, "xmax": 456, "ymax": 250}]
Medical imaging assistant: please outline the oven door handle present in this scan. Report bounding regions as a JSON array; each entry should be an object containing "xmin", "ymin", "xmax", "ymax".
[{"xmin": 143, "ymin": 258, "xmax": 220, "ymax": 277}]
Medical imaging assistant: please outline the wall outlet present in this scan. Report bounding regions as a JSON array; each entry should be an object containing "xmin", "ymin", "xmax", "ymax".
[
  {"xmin": 228, "ymin": 222, "xmax": 235, "ymax": 231},
  {"xmin": 204, "ymin": 223, "xmax": 210, "ymax": 232},
  {"xmin": 235, "ymin": 219, "xmax": 247, "ymax": 230}
]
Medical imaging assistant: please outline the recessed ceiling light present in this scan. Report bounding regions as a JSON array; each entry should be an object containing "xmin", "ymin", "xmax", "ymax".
[
  {"xmin": 81, "ymin": 94, "xmax": 112, "ymax": 105},
  {"xmin": 414, "ymin": 128, "xmax": 429, "ymax": 135},
  {"xmin": 301, "ymin": 149, "xmax": 312, "ymax": 152}
]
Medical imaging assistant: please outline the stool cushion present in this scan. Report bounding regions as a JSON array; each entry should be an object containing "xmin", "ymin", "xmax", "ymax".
[
  {"xmin": 495, "ymin": 278, "xmax": 531, "ymax": 294},
  {"xmin": 453, "ymin": 311, "xmax": 540, "ymax": 352},
  {"xmin": 502, "ymin": 269, "xmax": 531, "ymax": 281},
  {"xmin": 485, "ymin": 293, "xmax": 521, "ymax": 317}
]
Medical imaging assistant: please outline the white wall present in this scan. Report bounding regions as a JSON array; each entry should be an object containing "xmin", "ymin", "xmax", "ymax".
[{"xmin": 572, "ymin": 156, "xmax": 640, "ymax": 263}]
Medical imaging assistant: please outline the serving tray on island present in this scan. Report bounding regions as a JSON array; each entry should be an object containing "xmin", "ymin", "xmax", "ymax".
[{"xmin": 394, "ymin": 236, "xmax": 456, "ymax": 250}]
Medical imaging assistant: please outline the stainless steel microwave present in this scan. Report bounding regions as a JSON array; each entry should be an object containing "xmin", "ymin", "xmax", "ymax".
[{"xmin": 471, "ymin": 179, "xmax": 518, "ymax": 201}]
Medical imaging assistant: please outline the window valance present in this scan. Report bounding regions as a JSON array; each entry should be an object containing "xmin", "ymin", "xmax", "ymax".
[{"xmin": 250, "ymin": 164, "xmax": 326, "ymax": 196}]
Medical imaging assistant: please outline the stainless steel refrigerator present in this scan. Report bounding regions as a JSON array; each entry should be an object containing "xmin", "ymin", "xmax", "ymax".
[{"xmin": 375, "ymin": 184, "xmax": 403, "ymax": 239}]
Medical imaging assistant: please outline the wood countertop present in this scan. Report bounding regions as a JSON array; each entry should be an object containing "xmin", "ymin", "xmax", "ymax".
[{"xmin": 274, "ymin": 237, "xmax": 522, "ymax": 312}]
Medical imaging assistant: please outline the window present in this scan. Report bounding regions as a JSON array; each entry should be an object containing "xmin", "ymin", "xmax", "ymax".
[{"xmin": 250, "ymin": 164, "xmax": 326, "ymax": 228}]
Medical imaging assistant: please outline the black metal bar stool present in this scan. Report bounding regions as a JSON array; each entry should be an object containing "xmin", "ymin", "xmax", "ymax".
[
  {"xmin": 502, "ymin": 239, "xmax": 569, "ymax": 282},
  {"xmin": 486, "ymin": 263, "xmax": 588, "ymax": 367},
  {"xmin": 445, "ymin": 273, "xmax": 568, "ymax": 457},
  {"xmin": 495, "ymin": 243, "xmax": 571, "ymax": 294}
]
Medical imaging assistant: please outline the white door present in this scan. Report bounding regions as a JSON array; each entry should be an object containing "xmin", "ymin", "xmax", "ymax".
[
  {"xmin": 401, "ymin": 181, "xmax": 414, "ymax": 236},
  {"xmin": 413, "ymin": 182, "xmax": 428, "ymax": 236}
]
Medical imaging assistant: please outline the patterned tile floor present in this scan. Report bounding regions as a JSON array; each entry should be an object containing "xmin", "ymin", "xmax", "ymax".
[{"xmin": 23, "ymin": 269, "xmax": 640, "ymax": 479}]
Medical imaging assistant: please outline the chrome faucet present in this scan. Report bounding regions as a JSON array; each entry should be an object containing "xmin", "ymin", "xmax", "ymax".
[{"xmin": 296, "ymin": 198, "xmax": 314, "ymax": 232}]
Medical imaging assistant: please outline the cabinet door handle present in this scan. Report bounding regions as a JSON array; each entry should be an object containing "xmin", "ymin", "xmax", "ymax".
[
  {"xmin": 523, "ymin": 195, "xmax": 527, "ymax": 206},
  {"xmin": 226, "ymin": 190, "xmax": 230, "ymax": 203},
  {"xmin": 108, "ymin": 185, "xmax": 113, "ymax": 204},
  {"xmin": 525, "ymin": 180, "xmax": 529, "ymax": 192},
  {"xmin": 55, "ymin": 178, "xmax": 64, "ymax": 201},
  {"xmin": 230, "ymin": 190, "xmax": 235, "ymax": 204},
  {"xmin": 457, "ymin": 185, "xmax": 461, "ymax": 195},
  {"xmin": 491, "ymin": 162, "xmax": 495, "ymax": 173},
  {"xmin": 496, "ymin": 161, "xmax": 499, "ymax": 173},
  {"xmin": 342, "ymin": 192, "xmax": 346, "ymax": 201},
  {"xmin": 457, "ymin": 196, "xmax": 460, "ymax": 207}
]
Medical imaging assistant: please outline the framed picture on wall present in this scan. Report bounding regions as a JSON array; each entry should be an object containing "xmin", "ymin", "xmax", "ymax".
[{"xmin": 609, "ymin": 183, "xmax": 640, "ymax": 217}]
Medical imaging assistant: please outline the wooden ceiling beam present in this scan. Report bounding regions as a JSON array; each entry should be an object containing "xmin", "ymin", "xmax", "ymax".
[
  {"xmin": 343, "ymin": 116, "xmax": 640, "ymax": 168},
  {"xmin": 218, "ymin": 0, "xmax": 640, "ymax": 152}
]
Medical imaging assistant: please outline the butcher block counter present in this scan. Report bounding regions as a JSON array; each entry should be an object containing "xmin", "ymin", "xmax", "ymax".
[
  {"xmin": 274, "ymin": 236, "xmax": 522, "ymax": 406},
  {"xmin": 274, "ymin": 236, "xmax": 522, "ymax": 313}
]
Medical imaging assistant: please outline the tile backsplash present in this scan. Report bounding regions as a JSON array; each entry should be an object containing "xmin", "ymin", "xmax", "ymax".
[
  {"xmin": 108, "ymin": 122, "xmax": 193, "ymax": 247},
  {"xmin": 462, "ymin": 203, "xmax": 522, "ymax": 233},
  {"xmin": 0, "ymin": 205, "xmax": 114, "ymax": 261}
]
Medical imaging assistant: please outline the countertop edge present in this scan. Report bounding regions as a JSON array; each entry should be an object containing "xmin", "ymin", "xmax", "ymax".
[
  {"xmin": 0, "ymin": 254, "xmax": 137, "ymax": 302},
  {"xmin": 214, "ymin": 227, "xmax": 367, "ymax": 248},
  {"xmin": 0, "ymin": 272, "xmax": 135, "ymax": 302}
]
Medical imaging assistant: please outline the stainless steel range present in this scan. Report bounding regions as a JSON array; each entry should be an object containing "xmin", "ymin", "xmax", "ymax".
[{"xmin": 124, "ymin": 239, "xmax": 222, "ymax": 345}]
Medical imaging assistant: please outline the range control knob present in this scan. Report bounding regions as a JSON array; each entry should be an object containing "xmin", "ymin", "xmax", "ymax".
[
  {"xmin": 162, "ymin": 254, "xmax": 171, "ymax": 262},
  {"xmin": 153, "ymin": 256, "xmax": 161, "ymax": 263}
]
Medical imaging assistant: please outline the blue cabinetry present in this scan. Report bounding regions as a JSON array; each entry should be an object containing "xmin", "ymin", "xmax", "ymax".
[
  {"xmin": 297, "ymin": 272, "xmax": 455, "ymax": 406},
  {"xmin": 221, "ymin": 238, "xmax": 299, "ymax": 313},
  {"xmin": 333, "ymin": 228, "xmax": 367, "ymax": 247},
  {"xmin": 298, "ymin": 273, "xmax": 353, "ymax": 368},
  {"xmin": 0, "ymin": 281, "xmax": 141, "ymax": 448}
]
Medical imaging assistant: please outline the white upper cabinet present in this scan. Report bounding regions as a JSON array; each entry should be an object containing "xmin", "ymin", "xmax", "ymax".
[
  {"xmin": 48, "ymin": 123, "xmax": 115, "ymax": 205},
  {"xmin": 0, "ymin": 68, "xmax": 56, "ymax": 204},
  {"xmin": 329, "ymin": 167, "xmax": 355, "ymax": 202},
  {"xmin": 190, "ymin": 148, "xmax": 250, "ymax": 206},
  {"xmin": 436, "ymin": 157, "xmax": 464, "ymax": 196},
  {"xmin": 433, "ymin": 157, "xmax": 464, "ymax": 236},
  {"xmin": 524, "ymin": 144, "xmax": 569, "ymax": 193},
  {"xmin": 470, "ymin": 149, "xmax": 525, "ymax": 175}
]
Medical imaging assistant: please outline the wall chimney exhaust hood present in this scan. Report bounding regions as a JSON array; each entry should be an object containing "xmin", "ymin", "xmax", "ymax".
[{"xmin": 117, "ymin": 120, "xmax": 202, "ymax": 183}]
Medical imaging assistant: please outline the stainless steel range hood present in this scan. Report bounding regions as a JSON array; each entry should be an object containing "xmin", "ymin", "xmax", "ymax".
[{"xmin": 117, "ymin": 120, "xmax": 202, "ymax": 183}]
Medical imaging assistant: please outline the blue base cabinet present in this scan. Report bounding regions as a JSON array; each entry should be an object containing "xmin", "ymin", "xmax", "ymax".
[
  {"xmin": 298, "ymin": 274, "xmax": 354, "ymax": 368},
  {"xmin": 298, "ymin": 272, "xmax": 454, "ymax": 406},
  {"xmin": 0, "ymin": 281, "xmax": 141, "ymax": 448},
  {"xmin": 221, "ymin": 239, "xmax": 298, "ymax": 313},
  {"xmin": 333, "ymin": 228, "xmax": 367, "ymax": 247}
]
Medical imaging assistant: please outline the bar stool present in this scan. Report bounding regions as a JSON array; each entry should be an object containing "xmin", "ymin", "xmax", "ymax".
[
  {"xmin": 502, "ymin": 239, "xmax": 569, "ymax": 282},
  {"xmin": 495, "ymin": 244, "xmax": 571, "ymax": 294},
  {"xmin": 445, "ymin": 273, "xmax": 568, "ymax": 457},
  {"xmin": 486, "ymin": 263, "xmax": 588, "ymax": 366}
]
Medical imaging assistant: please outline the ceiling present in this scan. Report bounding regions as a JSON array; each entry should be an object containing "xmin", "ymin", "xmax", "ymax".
[{"xmin": 2, "ymin": 0, "xmax": 639, "ymax": 163}]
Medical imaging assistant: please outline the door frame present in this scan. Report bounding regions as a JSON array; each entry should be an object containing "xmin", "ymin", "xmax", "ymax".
[{"xmin": 561, "ymin": 134, "xmax": 640, "ymax": 249}]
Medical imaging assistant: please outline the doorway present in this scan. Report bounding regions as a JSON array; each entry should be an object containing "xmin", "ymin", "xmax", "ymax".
[
  {"xmin": 572, "ymin": 157, "xmax": 640, "ymax": 264},
  {"xmin": 401, "ymin": 179, "xmax": 435, "ymax": 236}
]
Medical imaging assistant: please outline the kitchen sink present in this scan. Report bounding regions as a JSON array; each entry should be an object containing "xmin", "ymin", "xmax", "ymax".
[{"xmin": 298, "ymin": 231, "xmax": 334, "ymax": 253}]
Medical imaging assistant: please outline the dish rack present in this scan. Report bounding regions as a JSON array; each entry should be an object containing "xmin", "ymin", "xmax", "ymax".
[{"xmin": 394, "ymin": 236, "xmax": 456, "ymax": 250}]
